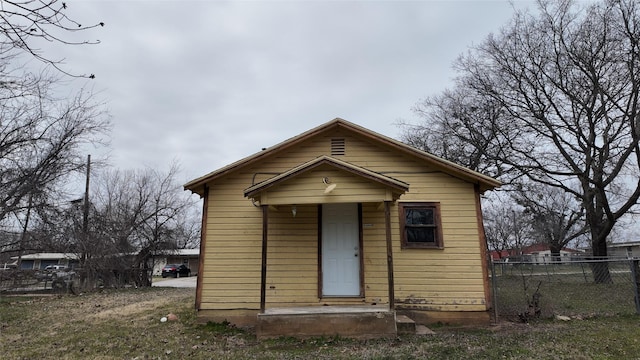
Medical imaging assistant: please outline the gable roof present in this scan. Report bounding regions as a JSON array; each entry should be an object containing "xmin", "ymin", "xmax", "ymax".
[
  {"xmin": 244, "ymin": 155, "xmax": 410, "ymax": 198},
  {"xmin": 184, "ymin": 118, "xmax": 501, "ymax": 195},
  {"xmin": 521, "ymin": 243, "xmax": 582, "ymax": 254}
]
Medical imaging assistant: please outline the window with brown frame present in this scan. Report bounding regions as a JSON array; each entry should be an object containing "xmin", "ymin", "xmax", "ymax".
[{"xmin": 399, "ymin": 202, "xmax": 443, "ymax": 249}]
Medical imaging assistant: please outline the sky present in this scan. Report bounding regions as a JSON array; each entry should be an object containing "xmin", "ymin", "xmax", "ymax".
[{"xmin": 33, "ymin": 0, "xmax": 538, "ymax": 184}]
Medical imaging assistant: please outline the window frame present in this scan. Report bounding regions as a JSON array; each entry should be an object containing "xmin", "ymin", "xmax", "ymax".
[{"xmin": 398, "ymin": 202, "xmax": 444, "ymax": 249}]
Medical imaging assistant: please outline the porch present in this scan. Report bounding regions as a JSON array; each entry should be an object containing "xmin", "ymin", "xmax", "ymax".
[{"xmin": 245, "ymin": 157, "xmax": 411, "ymax": 339}]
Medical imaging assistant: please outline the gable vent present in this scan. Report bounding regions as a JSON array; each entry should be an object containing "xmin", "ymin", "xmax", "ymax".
[{"xmin": 331, "ymin": 138, "xmax": 346, "ymax": 156}]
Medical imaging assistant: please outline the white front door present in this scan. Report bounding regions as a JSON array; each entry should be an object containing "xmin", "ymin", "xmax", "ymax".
[{"xmin": 322, "ymin": 203, "xmax": 360, "ymax": 296}]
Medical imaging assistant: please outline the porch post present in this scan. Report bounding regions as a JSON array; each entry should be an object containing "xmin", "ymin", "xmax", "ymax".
[
  {"xmin": 384, "ymin": 201, "xmax": 395, "ymax": 310},
  {"xmin": 260, "ymin": 205, "xmax": 269, "ymax": 313}
]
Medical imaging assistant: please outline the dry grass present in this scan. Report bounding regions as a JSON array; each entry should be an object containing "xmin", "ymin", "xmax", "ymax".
[{"xmin": 2, "ymin": 287, "xmax": 640, "ymax": 359}]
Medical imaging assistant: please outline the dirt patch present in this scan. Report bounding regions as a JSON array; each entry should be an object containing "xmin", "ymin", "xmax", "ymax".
[
  {"xmin": 88, "ymin": 297, "xmax": 173, "ymax": 321},
  {"xmin": 486, "ymin": 321, "xmax": 533, "ymax": 332},
  {"xmin": 25, "ymin": 288, "xmax": 193, "ymax": 325}
]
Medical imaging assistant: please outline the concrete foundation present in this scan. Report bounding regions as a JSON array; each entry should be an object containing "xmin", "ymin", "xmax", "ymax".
[
  {"xmin": 256, "ymin": 306, "xmax": 397, "ymax": 339},
  {"xmin": 196, "ymin": 309, "xmax": 259, "ymax": 328},
  {"xmin": 196, "ymin": 307, "xmax": 488, "ymax": 338}
]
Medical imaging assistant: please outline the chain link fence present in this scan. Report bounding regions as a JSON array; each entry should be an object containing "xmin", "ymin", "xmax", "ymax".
[
  {"xmin": 491, "ymin": 257, "xmax": 640, "ymax": 322},
  {"xmin": 0, "ymin": 268, "xmax": 153, "ymax": 294}
]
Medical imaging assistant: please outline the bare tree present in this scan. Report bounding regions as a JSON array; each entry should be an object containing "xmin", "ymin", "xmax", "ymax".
[
  {"xmin": 1, "ymin": 0, "xmax": 107, "ymax": 251},
  {"xmin": 1, "ymin": 0, "xmax": 104, "ymax": 77},
  {"xmin": 484, "ymin": 199, "xmax": 531, "ymax": 260},
  {"xmin": 28, "ymin": 199, "xmax": 84, "ymax": 253},
  {"xmin": 405, "ymin": 0, "xmax": 640, "ymax": 282},
  {"xmin": 0, "ymin": 1, "xmax": 106, "ymax": 272},
  {"xmin": 172, "ymin": 206, "xmax": 201, "ymax": 250},
  {"xmin": 0, "ymin": 68, "xmax": 109, "ymax": 240},
  {"xmin": 80, "ymin": 164, "xmax": 199, "ymax": 287},
  {"xmin": 399, "ymin": 87, "xmax": 517, "ymax": 178},
  {"xmin": 129, "ymin": 164, "xmax": 199, "ymax": 285},
  {"xmin": 515, "ymin": 183, "xmax": 589, "ymax": 258}
]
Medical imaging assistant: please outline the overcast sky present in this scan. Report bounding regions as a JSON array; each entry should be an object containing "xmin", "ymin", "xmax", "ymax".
[{"xmin": 41, "ymin": 0, "xmax": 537, "ymax": 183}]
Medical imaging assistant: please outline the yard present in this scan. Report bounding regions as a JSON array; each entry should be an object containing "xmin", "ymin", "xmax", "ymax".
[
  {"xmin": 492, "ymin": 260, "xmax": 640, "ymax": 321},
  {"xmin": 1, "ymin": 287, "xmax": 640, "ymax": 359}
]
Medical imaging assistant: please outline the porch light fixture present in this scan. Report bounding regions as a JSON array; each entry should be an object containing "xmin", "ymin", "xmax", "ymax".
[
  {"xmin": 322, "ymin": 177, "xmax": 337, "ymax": 194},
  {"xmin": 292, "ymin": 205, "xmax": 297, "ymax": 217}
]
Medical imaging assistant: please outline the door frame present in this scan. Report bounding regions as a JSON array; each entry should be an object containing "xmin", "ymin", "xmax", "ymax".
[{"xmin": 317, "ymin": 203, "xmax": 364, "ymax": 298}]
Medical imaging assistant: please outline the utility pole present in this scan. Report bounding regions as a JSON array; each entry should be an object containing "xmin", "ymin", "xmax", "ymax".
[
  {"xmin": 79, "ymin": 155, "xmax": 91, "ymax": 289},
  {"xmin": 83, "ymin": 154, "xmax": 91, "ymax": 236},
  {"xmin": 15, "ymin": 193, "xmax": 33, "ymax": 276}
]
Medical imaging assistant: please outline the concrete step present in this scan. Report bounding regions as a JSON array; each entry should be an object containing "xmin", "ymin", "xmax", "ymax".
[
  {"xmin": 395, "ymin": 314, "xmax": 416, "ymax": 335},
  {"xmin": 396, "ymin": 315, "xmax": 436, "ymax": 335},
  {"xmin": 416, "ymin": 324, "xmax": 436, "ymax": 335}
]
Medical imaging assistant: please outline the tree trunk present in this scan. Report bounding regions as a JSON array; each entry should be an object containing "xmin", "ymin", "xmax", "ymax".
[
  {"xmin": 590, "ymin": 231, "xmax": 612, "ymax": 284},
  {"xmin": 584, "ymin": 190, "xmax": 613, "ymax": 284},
  {"xmin": 550, "ymin": 245, "xmax": 562, "ymax": 262}
]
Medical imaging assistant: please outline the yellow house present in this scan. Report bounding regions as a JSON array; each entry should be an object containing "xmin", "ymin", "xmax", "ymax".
[{"xmin": 184, "ymin": 118, "xmax": 500, "ymax": 338}]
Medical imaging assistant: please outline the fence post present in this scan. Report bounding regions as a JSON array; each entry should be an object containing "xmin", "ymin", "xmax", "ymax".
[
  {"xmin": 490, "ymin": 260, "xmax": 499, "ymax": 323},
  {"xmin": 580, "ymin": 261, "xmax": 589, "ymax": 283},
  {"xmin": 629, "ymin": 259, "xmax": 640, "ymax": 315},
  {"xmin": 544, "ymin": 260, "xmax": 551, "ymax": 282}
]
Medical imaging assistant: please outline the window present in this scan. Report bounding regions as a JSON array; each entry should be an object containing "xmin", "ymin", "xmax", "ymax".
[{"xmin": 399, "ymin": 202, "xmax": 443, "ymax": 249}]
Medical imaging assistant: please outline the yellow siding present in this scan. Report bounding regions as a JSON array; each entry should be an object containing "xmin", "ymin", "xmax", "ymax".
[
  {"xmin": 199, "ymin": 128, "xmax": 489, "ymax": 313},
  {"xmin": 391, "ymin": 170, "xmax": 486, "ymax": 311},
  {"xmin": 361, "ymin": 203, "xmax": 391, "ymax": 303},
  {"xmin": 200, "ymin": 179, "xmax": 262, "ymax": 310}
]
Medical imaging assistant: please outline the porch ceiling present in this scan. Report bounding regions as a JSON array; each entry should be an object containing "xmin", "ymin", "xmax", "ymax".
[{"xmin": 244, "ymin": 155, "xmax": 409, "ymax": 205}]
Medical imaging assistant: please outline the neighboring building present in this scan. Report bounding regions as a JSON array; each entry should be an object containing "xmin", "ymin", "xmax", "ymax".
[
  {"xmin": 152, "ymin": 249, "xmax": 200, "ymax": 276},
  {"xmin": 491, "ymin": 244, "xmax": 584, "ymax": 263},
  {"xmin": 11, "ymin": 253, "xmax": 79, "ymax": 270},
  {"xmin": 184, "ymin": 118, "xmax": 501, "ymax": 338},
  {"xmin": 523, "ymin": 244, "xmax": 583, "ymax": 263},
  {"xmin": 490, "ymin": 249, "xmax": 513, "ymax": 261},
  {"xmin": 12, "ymin": 250, "xmax": 201, "ymax": 275},
  {"xmin": 607, "ymin": 241, "xmax": 640, "ymax": 258}
]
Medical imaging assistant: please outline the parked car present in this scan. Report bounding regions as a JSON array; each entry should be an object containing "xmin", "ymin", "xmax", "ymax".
[
  {"xmin": 36, "ymin": 264, "xmax": 71, "ymax": 281},
  {"xmin": 161, "ymin": 264, "xmax": 190, "ymax": 278},
  {"xmin": 45, "ymin": 265, "xmax": 69, "ymax": 271}
]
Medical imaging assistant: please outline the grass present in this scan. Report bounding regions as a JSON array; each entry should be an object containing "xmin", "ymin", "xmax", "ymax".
[{"xmin": 2, "ymin": 288, "xmax": 640, "ymax": 359}]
